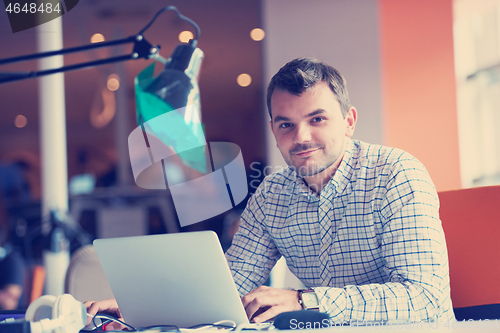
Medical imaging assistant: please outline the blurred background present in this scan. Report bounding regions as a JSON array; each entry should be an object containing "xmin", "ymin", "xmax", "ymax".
[{"xmin": 0, "ymin": 0, "xmax": 499, "ymax": 309}]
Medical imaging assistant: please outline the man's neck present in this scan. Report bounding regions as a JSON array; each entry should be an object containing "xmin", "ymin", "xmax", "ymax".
[{"xmin": 303, "ymin": 152, "xmax": 345, "ymax": 195}]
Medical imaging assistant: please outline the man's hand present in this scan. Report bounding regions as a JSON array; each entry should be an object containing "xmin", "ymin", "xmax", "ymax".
[
  {"xmin": 84, "ymin": 298, "xmax": 125, "ymax": 330},
  {"xmin": 241, "ymin": 286, "xmax": 302, "ymax": 323}
]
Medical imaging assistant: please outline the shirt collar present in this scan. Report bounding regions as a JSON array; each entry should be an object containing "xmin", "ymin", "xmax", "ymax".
[
  {"xmin": 325, "ymin": 138, "xmax": 356, "ymax": 195},
  {"xmin": 289, "ymin": 138, "xmax": 357, "ymax": 200}
]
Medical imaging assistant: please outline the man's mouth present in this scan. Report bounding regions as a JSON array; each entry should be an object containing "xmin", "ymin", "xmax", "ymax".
[{"xmin": 293, "ymin": 148, "xmax": 320, "ymax": 157}]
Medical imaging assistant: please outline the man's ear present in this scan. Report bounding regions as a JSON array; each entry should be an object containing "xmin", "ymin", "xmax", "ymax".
[{"xmin": 345, "ymin": 107, "xmax": 357, "ymax": 137}]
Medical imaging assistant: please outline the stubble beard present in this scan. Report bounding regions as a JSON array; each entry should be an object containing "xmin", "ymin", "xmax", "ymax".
[
  {"xmin": 282, "ymin": 143, "xmax": 341, "ymax": 178},
  {"xmin": 289, "ymin": 154, "xmax": 337, "ymax": 177}
]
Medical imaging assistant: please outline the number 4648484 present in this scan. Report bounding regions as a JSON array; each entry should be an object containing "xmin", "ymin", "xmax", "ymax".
[{"xmin": 5, "ymin": 2, "xmax": 61, "ymax": 14}]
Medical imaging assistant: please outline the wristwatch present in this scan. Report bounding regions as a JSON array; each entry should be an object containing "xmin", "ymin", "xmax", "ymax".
[{"xmin": 298, "ymin": 289, "xmax": 320, "ymax": 311}]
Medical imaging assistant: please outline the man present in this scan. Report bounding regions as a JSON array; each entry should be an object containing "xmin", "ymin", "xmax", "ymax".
[
  {"xmin": 86, "ymin": 58, "xmax": 454, "ymax": 326},
  {"xmin": 225, "ymin": 58, "xmax": 454, "ymax": 324}
]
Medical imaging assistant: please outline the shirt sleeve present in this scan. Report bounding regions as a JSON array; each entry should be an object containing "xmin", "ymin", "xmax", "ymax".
[
  {"xmin": 313, "ymin": 157, "xmax": 452, "ymax": 323},
  {"xmin": 225, "ymin": 182, "xmax": 281, "ymax": 296}
]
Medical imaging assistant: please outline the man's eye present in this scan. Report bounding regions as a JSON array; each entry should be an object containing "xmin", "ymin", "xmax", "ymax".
[
  {"xmin": 312, "ymin": 117, "xmax": 324, "ymax": 123},
  {"xmin": 279, "ymin": 123, "xmax": 292, "ymax": 129}
]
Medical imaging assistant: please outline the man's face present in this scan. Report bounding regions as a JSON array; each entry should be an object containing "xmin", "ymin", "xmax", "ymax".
[{"xmin": 270, "ymin": 82, "xmax": 356, "ymax": 178}]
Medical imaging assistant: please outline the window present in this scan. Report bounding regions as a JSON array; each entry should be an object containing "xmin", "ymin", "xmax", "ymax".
[{"xmin": 454, "ymin": 0, "xmax": 500, "ymax": 187}]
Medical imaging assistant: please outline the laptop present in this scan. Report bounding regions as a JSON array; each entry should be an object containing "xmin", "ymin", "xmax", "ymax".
[{"xmin": 93, "ymin": 230, "xmax": 249, "ymax": 329}]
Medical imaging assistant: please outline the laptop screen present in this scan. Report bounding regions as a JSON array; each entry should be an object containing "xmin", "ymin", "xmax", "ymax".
[{"xmin": 93, "ymin": 231, "xmax": 249, "ymax": 328}]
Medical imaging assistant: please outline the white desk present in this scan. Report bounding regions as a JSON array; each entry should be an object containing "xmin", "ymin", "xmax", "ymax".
[{"xmin": 179, "ymin": 320, "xmax": 500, "ymax": 333}]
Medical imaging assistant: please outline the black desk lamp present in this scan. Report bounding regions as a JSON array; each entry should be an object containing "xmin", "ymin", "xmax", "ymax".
[
  {"xmin": 0, "ymin": 6, "xmax": 203, "ymax": 87},
  {"xmin": 0, "ymin": 5, "xmax": 205, "ymax": 173},
  {"xmin": 0, "ymin": 5, "xmax": 204, "ymax": 297}
]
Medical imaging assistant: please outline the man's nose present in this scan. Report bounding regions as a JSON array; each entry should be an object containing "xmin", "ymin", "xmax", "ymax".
[{"xmin": 293, "ymin": 124, "xmax": 312, "ymax": 144}]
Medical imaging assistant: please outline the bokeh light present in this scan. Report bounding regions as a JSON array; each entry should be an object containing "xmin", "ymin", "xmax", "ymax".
[
  {"xmin": 107, "ymin": 74, "xmax": 120, "ymax": 91},
  {"xmin": 250, "ymin": 28, "xmax": 265, "ymax": 41},
  {"xmin": 90, "ymin": 33, "xmax": 105, "ymax": 43},
  {"xmin": 179, "ymin": 31, "xmax": 194, "ymax": 43},
  {"xmin": 237, "ymin": 73, "xmax": 252, "ymax": 87},
  {"xmin": 15, "ymin": 115, "xmax": 27, "ymax": 128}
]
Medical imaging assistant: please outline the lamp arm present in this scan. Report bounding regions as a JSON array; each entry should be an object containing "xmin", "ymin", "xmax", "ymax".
[
  {"xmin": 0, "ymin": 34, "xmax": 158, "ymax": 84},
  {"xmin": 1, "ymin": 55, "xmax": 137, "ymax": 84},
  {"xmin": 0, "ymin": 36, "xmax": 136, "ymax": 66},
  {"xmin": 0, "ymin": 6, "xmax": 199, "ymax": 84}
]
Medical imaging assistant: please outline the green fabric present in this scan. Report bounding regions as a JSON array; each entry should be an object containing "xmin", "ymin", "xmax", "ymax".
[
  {"xmin": 135, "ymin": 63, "xmax": 173, "ymax": 122},
  {"xmin": 135, "ymin": 62, "xmax": 207, "ymax": 174}
]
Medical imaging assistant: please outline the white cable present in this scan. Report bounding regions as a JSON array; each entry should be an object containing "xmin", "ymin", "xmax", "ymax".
[
  {"xmin": 233, "ymin": 322, "xmax": 274, "ymax": 333},
  {"xmin": 214, "ymin": 320, "xmax": 236, "ymax": 328},
  {"xmin": 178, "ymin": 319, "xmax": 236, "ymax": 332}
]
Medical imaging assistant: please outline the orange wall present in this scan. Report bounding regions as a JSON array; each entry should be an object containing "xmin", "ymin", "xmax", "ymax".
[{"xmin": 379, "ymin": 0, "xmax": 461, "ymax": 191}]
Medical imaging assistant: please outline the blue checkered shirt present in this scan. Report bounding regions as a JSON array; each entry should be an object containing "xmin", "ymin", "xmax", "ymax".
[{"xmin": 226, "ymin": 139, "xmax": 454, "ymax": 323}]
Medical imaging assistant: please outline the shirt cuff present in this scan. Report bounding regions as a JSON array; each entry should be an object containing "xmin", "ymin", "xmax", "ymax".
[{"xmin": 313, "ymin": 287, "xmax": 348, "ymax": 323}]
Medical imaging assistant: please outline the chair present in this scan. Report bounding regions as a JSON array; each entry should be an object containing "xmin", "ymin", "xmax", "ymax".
[
  {"xmin": 19, "ymin": 264, "xmax": 46, "ymax": 308},
  {"xmin": 29, "ymin": 265, "xmax": 46, "ymax": 304},
  {"xmin": 64, "ymin": 245, "xmax": 114, "ymax": 303},
  {"xmin": 438, "ymin": 185, "xmax": 500, "ymax": 320}
]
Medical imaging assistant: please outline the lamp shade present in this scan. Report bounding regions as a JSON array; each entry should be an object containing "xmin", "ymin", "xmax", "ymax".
[
  {"xmin": 134, "ymin": 42, "xmax": 207, "ymax": 174},
  {"xmin": 146, "ymin": 43, "xmax": 203, "ymax": 113}
]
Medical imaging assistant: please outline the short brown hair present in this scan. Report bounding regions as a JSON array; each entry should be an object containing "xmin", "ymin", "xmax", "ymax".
[{"xmin": 267, "ymin": 58, "xmax": 351, "ymax": 118}]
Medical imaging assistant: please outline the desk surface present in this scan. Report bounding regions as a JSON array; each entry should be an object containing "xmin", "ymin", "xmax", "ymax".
[
  {"xmin": 173, "ymin": 320, "xmax": 499, "ymax": 333},
  {"xmin": 179, "ymin": 320, "xmax": 498, "ymax": 333}
]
